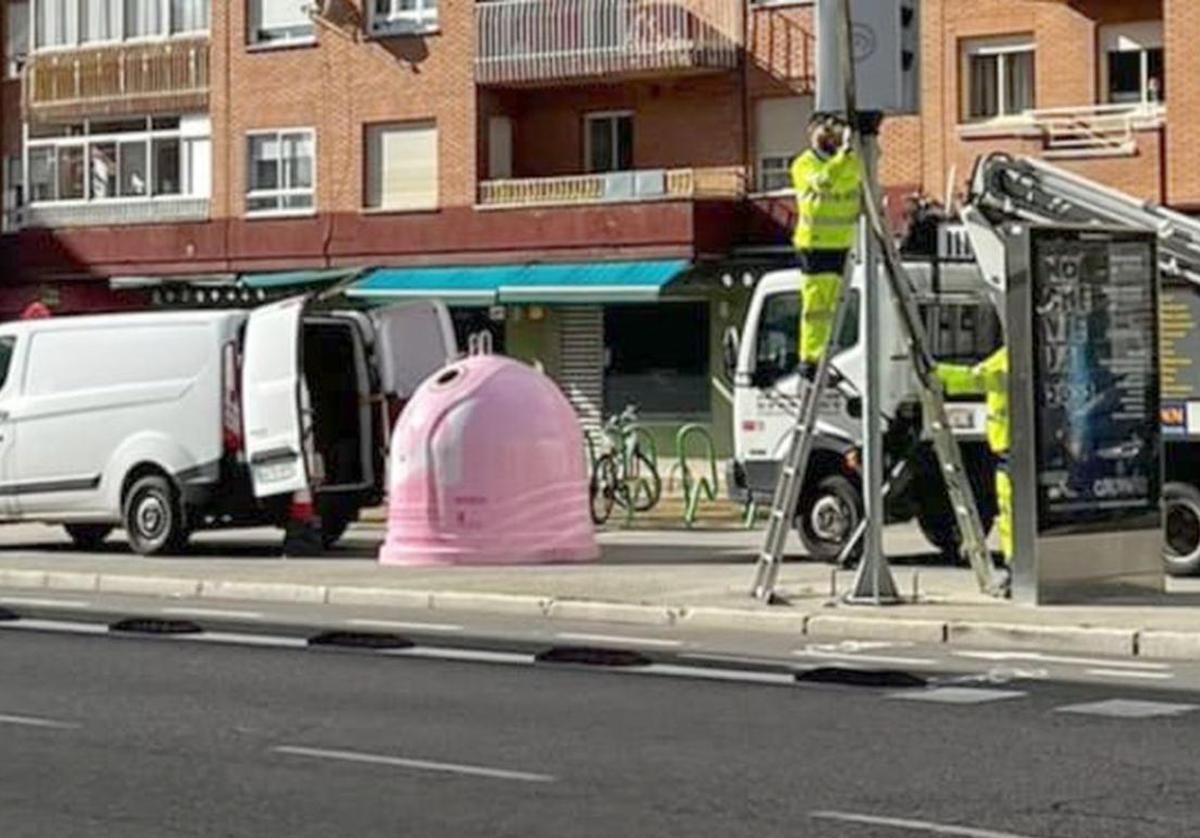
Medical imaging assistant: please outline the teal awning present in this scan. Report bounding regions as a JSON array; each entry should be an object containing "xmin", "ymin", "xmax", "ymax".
[
  {"xmin": 346, "ymin": 260, "xmax": 690, "ymax": 305},
  {"xmin": 240, "ymin": 267, "xmax": 362, "ymax": 290}
]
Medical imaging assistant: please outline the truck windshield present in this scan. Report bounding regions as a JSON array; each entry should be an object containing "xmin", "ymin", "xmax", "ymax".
[{"xmin": 753, "ymin": 291, "xmax": 859, "ymax": 386}]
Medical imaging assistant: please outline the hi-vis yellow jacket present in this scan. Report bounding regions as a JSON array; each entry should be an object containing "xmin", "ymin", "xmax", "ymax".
[
  {"xmin": 936, "ymin": 347, "xmax": 1010, "ymax": 455},
  {"xmin": 790, "ymin": 148, "xmax": 863, "ymax": 251}
]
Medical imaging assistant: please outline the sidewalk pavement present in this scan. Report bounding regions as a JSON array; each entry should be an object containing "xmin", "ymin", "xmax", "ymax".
[{"xmin": 2, "ymin": 521, "xmax": 1200, "ymax": 660}]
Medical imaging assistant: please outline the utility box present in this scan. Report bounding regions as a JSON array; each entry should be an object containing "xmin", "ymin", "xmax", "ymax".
[
  {"xmin": 815, "ymin": 0, "xmax": 919, "ymax": 115},
  {"xmin": 1006, "ymin": 225, "xmax": 1163, "ymax": 603}
]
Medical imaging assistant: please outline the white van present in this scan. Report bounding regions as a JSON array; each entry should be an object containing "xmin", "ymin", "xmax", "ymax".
[{"xmin": 0, "ymin": 296, "xmax": 456, "ymax": 555}]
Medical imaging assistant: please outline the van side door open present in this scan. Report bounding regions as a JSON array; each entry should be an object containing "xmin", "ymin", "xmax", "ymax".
[
  {"xmin": 369, "ymin": 300, "xmax": 457, "ymax": 402},
  {"xmin": 241, "ymin": 296, "xmax": 310, "ymax": 499}
]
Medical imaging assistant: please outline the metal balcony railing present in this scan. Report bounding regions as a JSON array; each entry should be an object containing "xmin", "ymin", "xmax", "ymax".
[
  {"xmin": 478, "ymin": 166, "xmax": 746, "ymax": 207},
  {"xmin": 1032, "ymin": 102, "xmax": 1164, "ymax": 159},
  {"xmin": 475, "ymin": 0, "xmax": 743, "ymax": 86},
  {"xmin": 25, "ymin": 39, "xmax": 210, "ymax": 119}
]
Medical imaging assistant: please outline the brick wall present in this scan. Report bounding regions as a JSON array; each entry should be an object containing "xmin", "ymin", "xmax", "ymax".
[
  {"xmin": 1165, "ymin": 0, "xmax": 1200, "ymax": 206},
  {"xmin": 211, "ymin": 0, "xmax": 477, "ymax": 219}
]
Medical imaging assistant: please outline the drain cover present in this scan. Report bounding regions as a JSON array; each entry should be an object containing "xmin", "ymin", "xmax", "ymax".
[
  {"xmin": 109, "ymin": 617, "xmax": 203, "ymax": 635},
  {"xmin": 0, "ymin": 607, "xmax": 18, "ymax": 622},
  {"xmin": 307, "ymin": 631, "xmax": 414, "ymax": 650},
  {"xmin": 535, "ymin": 646, "xmax": 652, "ymax": 668},
  {"xmin": 795, "ymin": 667, "xmax": 928, "ymax": 689}
]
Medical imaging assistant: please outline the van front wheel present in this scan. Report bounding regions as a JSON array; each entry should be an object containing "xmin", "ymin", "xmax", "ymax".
[{"xmin": 123, "ymin": 475, "xmax": 189, "ymax": 556}]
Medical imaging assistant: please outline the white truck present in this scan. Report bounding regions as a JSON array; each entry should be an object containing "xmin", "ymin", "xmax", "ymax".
[
  {"xmin": 0, "ymin": 296, "xmax": 455, "ymax": 555},
  {"xmin": 726, "ymin": 251, "xmax": 999, "ymax": 562}
]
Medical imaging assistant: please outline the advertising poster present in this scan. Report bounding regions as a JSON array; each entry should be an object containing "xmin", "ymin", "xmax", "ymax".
[{"xmin": 1031, "ymin": 230, "xmax": 1160, "ymax": 531}]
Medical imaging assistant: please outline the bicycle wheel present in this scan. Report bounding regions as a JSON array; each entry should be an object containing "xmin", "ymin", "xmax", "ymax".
[
  {"xmin": 629, "ymin": 449, "xmax": 662, "ymax": 512},
  {"xmin": 589, "ymin": 454, "xmax": 619, "ymax": 525}
]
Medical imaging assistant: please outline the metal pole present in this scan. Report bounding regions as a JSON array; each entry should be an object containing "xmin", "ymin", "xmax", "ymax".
[{"xmin": 848, "ymin": 129, "xmax": 899, "ymax": 604}]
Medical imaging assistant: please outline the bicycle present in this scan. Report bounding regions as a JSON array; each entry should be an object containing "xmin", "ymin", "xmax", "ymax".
[{"xmin": 588, "ymin": 405, "xmax": 663, "ymax": 525}]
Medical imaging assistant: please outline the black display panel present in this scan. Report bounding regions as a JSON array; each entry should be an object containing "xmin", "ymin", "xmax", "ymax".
[{"xmin": 1031, "ymin": 229, "xmax": 1160, "ymax": 533}]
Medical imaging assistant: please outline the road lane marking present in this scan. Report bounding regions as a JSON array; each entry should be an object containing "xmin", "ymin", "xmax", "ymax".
[
  {"xmin": 1085, "ymin": 669, "xmax": 1174, "ymax": 681},
  {"xmin": 556, "ymin": 632, "xmax": 682, "ymax": 649},
  {"xmin": 272, "ymin": 746, "xmax": 555, "ymax": 783},
  {"xmin": 180, "ymin": 632, "xmax": 308, "ymax": 649},
  {"xmin": 888, "ymin": 687, "xmax": 1027, "ymax": 705},
  {"xmin": 641, "ymin": 664, "xmax": 795, "ymax": 686},
  {"xmin": 794, "ymin": 648, "xmax": 937, "ymax": 667},
  {"xmin": 1055, "ymin": 699, "xmax": 1198, "ymax": 719},
  {"xmin": 386, "ymin": 647, "xmax": 536, "ymax": 666},
  {"xmin": 347, "ymin": 619, "xmax": 464, "ymax": 633},
  {"xmin": 811, "ymin": 810, "xmax": 1042, "ymax": 838},
  {"xmin": 953, "ymin": 651, "xmax": 1171, "ymax": 671},
  {"xmin": 0, "ymin": 618, "xmax": 109, "ymax": 635},
  {"xmin": 161, "ymin": 607, "xmax": 265, "ymax": 620},
  {"xmin": 0, "ymin": 597, "xmax": 92, "ymax": 610},
  {"xmin": 0, "ymin": 713, "xmax": 80, "ymax": 730}
]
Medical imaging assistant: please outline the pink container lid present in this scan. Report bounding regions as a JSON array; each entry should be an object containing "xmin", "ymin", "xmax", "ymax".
[{"xmin": 379, "ymin": 355, "xmax": 599, "ymax": 566}]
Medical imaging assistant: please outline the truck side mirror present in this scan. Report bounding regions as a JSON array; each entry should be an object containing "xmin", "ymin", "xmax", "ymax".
[{"xmin": 722, "ymin": 326, "xmax": 740, "ymax": 383}]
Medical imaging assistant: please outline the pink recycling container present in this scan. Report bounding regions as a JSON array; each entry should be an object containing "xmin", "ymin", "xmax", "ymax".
[{"xmin": 379, "ymin": 354, "xmax": 600, "ymax": 566}]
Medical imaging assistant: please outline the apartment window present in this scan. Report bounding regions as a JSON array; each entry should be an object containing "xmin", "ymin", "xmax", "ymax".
[
  {"xmin": 27, "ymin": 114, "xmax": 210, "ymax": 203},
  {"xmin": 6, "ymin": 1, "xmax": 29, "ymax": 77},
  {"xmin": 756, "ymin": 96, "xmax": 812, "ymax": 192},
  {"xmin": 248, "ymin": 0, "xmax": 313, "ymax": 46},
  {"xmin": 365, "ymin": 121, "xmax": 437, "ymax": 212},
  {"xmin": 962, "ymin": 37, "xmax": 1035, "ymax": 121},
  {"xmin": 1101, "ymin": 22, "xmax": 1165, "ymax": 105},
  {"xmin": 370, "ymin": 0, "xmax": 438, "ymax": 36},
  {"xmin": 604, "ymin": 302, "xmax": 710, "ymax": 419},
  {"xmin": 247, "ymin": 129, "xmax": 315, "ymax": 216},
  {"xmin": 32, "ymin": 0, "xmax": 208, "ymax": 50},
  {"xmin": 586, "ymin": 112, "xmax": 633, "ymax": 174}
]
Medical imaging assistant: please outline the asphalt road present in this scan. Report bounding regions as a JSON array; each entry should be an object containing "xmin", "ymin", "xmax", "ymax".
[{"xmin": 1, "ymin": 629, "xmax": 1199, "ymax": 838}]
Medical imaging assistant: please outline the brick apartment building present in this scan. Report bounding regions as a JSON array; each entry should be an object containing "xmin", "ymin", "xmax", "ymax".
[{"xmin": 0, "ymin": 0, "xmax": 1188, "ymax": 453}]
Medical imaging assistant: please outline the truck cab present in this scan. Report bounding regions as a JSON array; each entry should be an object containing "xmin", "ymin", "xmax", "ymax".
[{"xmin": 728, "ymin": 254, "xmax": 1001, "ymax": 561}]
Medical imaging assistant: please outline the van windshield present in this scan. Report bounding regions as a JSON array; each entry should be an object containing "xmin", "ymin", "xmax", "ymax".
[
  {"xmin": 753, "ymin": 291, "xmax": 859, "ymax": 386},
  {"xmin": 0, "ymin": 337, "xmax": 13, "ymax": 392}
]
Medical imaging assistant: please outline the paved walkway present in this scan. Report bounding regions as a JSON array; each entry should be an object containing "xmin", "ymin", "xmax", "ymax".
[{"xmin": 1, "ymin": 522, "xmax": 1199, "ymax": 659}]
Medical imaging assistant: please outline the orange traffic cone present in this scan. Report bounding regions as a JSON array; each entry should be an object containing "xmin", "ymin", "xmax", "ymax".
[{"xmin": 282, "ymin": 488, "xmax": 324, "ymax": 557}]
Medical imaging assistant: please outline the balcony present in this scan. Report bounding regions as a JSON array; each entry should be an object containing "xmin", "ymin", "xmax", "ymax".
[
  {"xmin": 478, "ymin": 166, "xmax": 746, "ymax": 208},
  {"xmin": 25, "ymin": 39, "xmax": 209, "ymax": 122},
  {"xmin": 475, "ymin": 0, "xmax": 742, "ymax": 87},
  {"xmin": 958, "ymin": 102, "xmax": 1165, "ymax": 159}
]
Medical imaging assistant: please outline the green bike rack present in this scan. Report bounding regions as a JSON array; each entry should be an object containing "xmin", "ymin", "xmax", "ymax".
[{"xmin": 675, "ymin": 424, "xmax": 719, "ymax": 528}]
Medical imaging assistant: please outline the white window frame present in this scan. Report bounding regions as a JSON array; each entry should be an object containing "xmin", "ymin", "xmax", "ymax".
[
  {"xmin": 30, "ymin": 0, "xmax": 209, "ymax": 54},
  {"xmin": 584, "ymin": 110, "xmax": 634, "ymax": 174},
  {"xmin": 6, "ymin": 0, "xmax": 30, "ymax": 78},
  {"xmin": 961, "ymin": 36, "xmax": 1036, "ymax": 123},
  {"xmin": 758, "ymin": 155, "xmax": 791, "ymax": 193},
  {"xmin": 363, "ymin": 121, "xmax": 439, "ymax": 213},
  {"xmin": 247, "ymin": 0, "xmax": 315, "ymax": 49},
  {"xmin": 23, "ymin": 114, "xmax": 211, "ymax": 206},
  {"xmin": 1100, "ymin": 21, "xmax": 1164, "ymax": 107},
  {"xmin": 369, "ymin": 0, "xmax": 438, "ymax": 37},
  {"xmin": 245, "ymin": 127, "xmax": 317, "ymax": 219}
]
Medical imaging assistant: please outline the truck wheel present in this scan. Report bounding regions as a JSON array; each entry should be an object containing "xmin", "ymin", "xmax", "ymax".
[
  {"xmin": 123, "ymin": 475, "xmax": 189, "ymax": 556},
  {"xmin": 1163, "ymin": 482, "xmax": 1200, "ymax": 576},
  {"xmin": 797, "ymin": 474, "xmax": 863, "ymax": 563},
  {"xmin": 64, "ymin": 524, "xmax": 113, "ymax": 550}
]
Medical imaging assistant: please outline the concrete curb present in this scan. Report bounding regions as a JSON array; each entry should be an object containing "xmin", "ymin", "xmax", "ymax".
[
  {"xmin": 946, "ymin": 621, "xmax": 1137, "ymax": 656},
  {"xmin": 0, "ymin": 569, "xmax": 1195, "ymax": 659}
]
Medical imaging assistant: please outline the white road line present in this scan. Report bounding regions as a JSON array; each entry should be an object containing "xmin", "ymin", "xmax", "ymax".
[
  {"xmin": 811, "ymin": 810, "xmax": 1042, "ymax": 838},
  {"xmin": 1086, "ymin": 669, "xmax": 1175, "ymax": 681},
  {"xmin": 556, "ymin": 632, "xmax": 683, "ymax": 649},
  {"xmin": 347, "ymin": 619, "xmax": 464, "ymax": 633},
  {"xmin": 386, "ymin": 647, "xmax": 537, "ymax": 666},
  {"xmin": 641, "ymin": 664, "xmax": 795, "ymax": 686},
  {"xmin": 889, "ymin": 687, "xmax": 1027, "ymax": 705},
  {"xmin": 161, "ymin": 607, "xmax": 265, "ymax": 620},
  {"xmin": 181, "ymin": 632, "xmax": 308, "ymax": 649},
  {"xmin": 953, "ymin": 650, "xmax": 1171, "ymax": 671},
  {"xmin": 1055, "ymin": 699, "xmax": 1198, "ymax": 719},
  {"xmin": 0, "ymin": 618, "xmax": 109, "ymax": 635},
  {"xmin": 273, "ymin": 745, "xmax": 555, "ymax": 783},
  {"xmin": 0, "ymin": 713, "xmax": 80, "ymax": 730},
  {"xmin": 794, "ymin": 649, "xmax": 938, "ymax": 667},
  {"xmin": 0, "ymin": 597, "xmax": 92, "ymax": 610}
]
